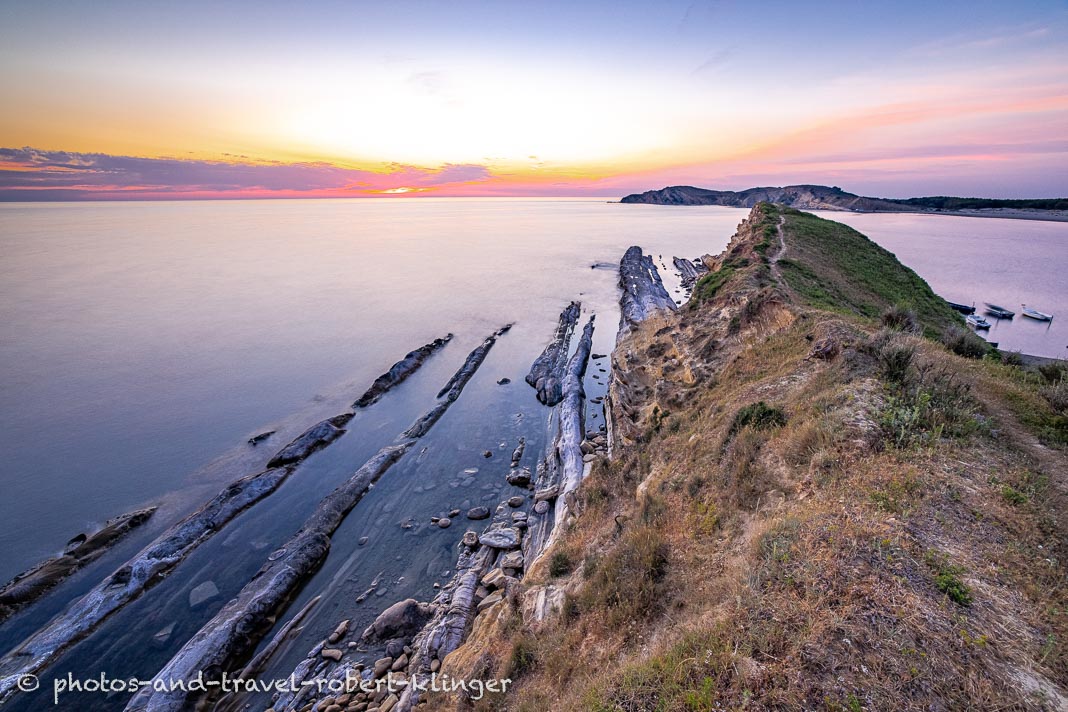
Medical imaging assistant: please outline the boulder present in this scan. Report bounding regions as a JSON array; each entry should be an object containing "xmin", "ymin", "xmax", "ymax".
[
  {"xmin": 478, "ymin": 528, "xmax": 520, "ymax": 550},
  {"xmin": 362, "ymin": 599, "xmax": 435, "ymax": 641},
  {"xmin": 506, "ymin": 468, "xmax": 532, "ymax": 487},
  {"xmin": 500, "ymin": 551, "xmax": 524, "ymax": 570}
]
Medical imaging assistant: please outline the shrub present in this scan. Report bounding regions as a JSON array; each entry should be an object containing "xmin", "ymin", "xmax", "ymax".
[
  {"xmin": 935, "ymin": 568, "xmax": 972, "ymax": 606},
  {"xmin": 507, "ymin": 635, "xmax": 538, "ymax": 678},
  {"xmin": 729, "ymin": 401, "xmax": 787, "ymax": 438},
  {"xmin": 878, "ymin": 341, "xmax": 917, "ymax": 384},
  {"xmin": 925, "ymin": 551, "xmax": 972, "ymax": 606},
  {"xmin": 549, "ymin": 550, "xmax": 574, "ymax": 578},
  {"xmin": 881, "ymin": 304, "xmax": 919, "ymax": 333},
  {"xmin": 582, "ymin": 525, "xmax": 669, "ymax": 627},
  {"xmin": 1002, "ymin": 351, "xmax": 1023, "ymax": 366},
  {"xmin": 1001, "ymin": 484, "xmax": 1027, "ymax": 505},
  {"xmin": 1040, "ymin": 379, "xmax": 1068, "ymax": 413},
  {"xmin": 941, "ymin": 325, "xmax": 988, "ymax": 359},
  {"xmin": 1037, "ymin": 361, "xmax": 1067, "ymax": 384}
]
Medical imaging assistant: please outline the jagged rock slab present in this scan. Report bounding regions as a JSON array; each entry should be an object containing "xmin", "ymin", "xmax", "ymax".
[
  {"xmin": 267, "ymin": 413, "xmax": 353, "ymax": 467},
  {"xmin": 353, "ymin": 334, "xmax": 453, "ymax": 408},
  {"xmin": 0, "ymin": 506, "xmax": 157, "ymax": 624},
  {"xmin": 525, "ymin": 301, "xmax": 580, "ymax": 406},
  {"xmin": 524, "ymin": 316, "xmax": 595, "ymax": 560},
  {"xmin": 673, "ymin": 256, "xmax": 708, "ymax": 287},
  {"xmin": 404, "ymin": 326, "xmax": 511, "ymax": 438},
  {"xmin": 618, "ymin": 246, "xmax": 675, "ymax": 341}
]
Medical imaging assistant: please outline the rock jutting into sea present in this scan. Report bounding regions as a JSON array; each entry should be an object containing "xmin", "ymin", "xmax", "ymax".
[
  {"xmin": 524, "ymin": 315, "xmax": 595, "ymax": 560},
  {"xmin": 405, "ymin": 326, "xmax": 512, "ymax": 438},
  {"xmin": 617, "ymin": 246, "xmax": 676, "ymax": 341},
  {"xmin": 0, "ymin": 506, "xmax": 157, "ymax": 624},
  {"xmin": 266, "ymin": 413, "xmax": 353, "ymax": 468},
  {"xmin": 353, "ymin": 334, "xmax": 453, "ymax": 408},
  {"xmin": 524, "ymin": 301, "xmax": 580, "ymax": 406}
]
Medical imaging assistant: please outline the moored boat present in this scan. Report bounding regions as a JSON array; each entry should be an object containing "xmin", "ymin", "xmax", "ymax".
[
  {"xmin": 984, "ymin": 303, "xmax": 1014, "ymax": 319},
  {"xmin": 947, "ymin": 301, "xmax": 975, "ymax": 314},
  {"xmin": 1021, "ymin": 306, "xmax": 1054, "ymax": 321},
  {"xmin": 966, "ymin": 314, "xmax": 991, "ymax": 329}
]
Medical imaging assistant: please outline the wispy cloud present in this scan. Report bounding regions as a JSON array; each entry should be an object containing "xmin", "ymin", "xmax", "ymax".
[{"xmin": 0, "ymin": 148, "xmax": 492, "ymax": 200}]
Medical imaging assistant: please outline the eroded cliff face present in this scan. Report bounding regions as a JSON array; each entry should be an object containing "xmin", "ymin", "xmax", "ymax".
[{"xmin": 412, "ymin": 205, "xmax": 1068, "ymax": 712}]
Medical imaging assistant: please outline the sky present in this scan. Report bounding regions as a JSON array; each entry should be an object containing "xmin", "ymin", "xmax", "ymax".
[{"xmin": 1, "ymin": 0, "xmax": 1066, "ymax": 200}]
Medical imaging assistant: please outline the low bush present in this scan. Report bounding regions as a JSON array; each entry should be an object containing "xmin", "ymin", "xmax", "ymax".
[
  {"xmin": 549, "ymin": 550, "xmax": 574, "ymax": 578},
  {"xmin": 881, "ymin": 304, "xmax": 919, "ymax": 333},
  {"xmin": 941, "ymin": 325, "xmax": 988, "ymax": 359},
  {"xmin": 581, "ymin": 524, "xmax": 669, "ymax": 627}
]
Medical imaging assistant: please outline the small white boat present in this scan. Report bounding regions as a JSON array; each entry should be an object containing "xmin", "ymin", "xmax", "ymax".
[
  {"xmin": 1021, "ymin": 306, "xmax": 1054, "ymax": 322},
  {"xmin": 966, "ymin": 314, "xmax": 991, "ymax": 329}
]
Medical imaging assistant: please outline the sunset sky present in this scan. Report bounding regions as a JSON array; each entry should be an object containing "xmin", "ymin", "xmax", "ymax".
[{"xmin": 1, "ymin": 0, "xmax": 1066, "ymax": 199}]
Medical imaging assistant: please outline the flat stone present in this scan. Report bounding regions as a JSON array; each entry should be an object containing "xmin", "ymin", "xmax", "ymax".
[
  {"xmin": 477, "ymin": 591, "xmax": 503, "ymax": 612},
  {"xmin": 507, "ymin": 496, "xmax": 525, "ymax": 507},
  {"xmin": 188, "ymin": 581, "xmax": 219, "ymax": 608},
  {"xmin": 152, "ymin": 622, "xmax": 176, "ymax": 646},
  {"xmin": 478, "ymin": 528, "xmax": 520, "ymax": 550},
  {"xmin": 500, "ymin": 551, "xmax": 524, "ymax": 570},
  {"xmin": 583, "ymin": 453, "xmax": 597, "ymax": 463},
  {"xmin": 321, "ymin": 648, "xmax": 344, "ymax": 662},
  {"xmin": 327, "ymin": 619, "xmax": 349, "ymax": 644},
  {"xmin": 462, "ymin": 530, "xmax": 479, "ymax": 547},
  {"xmin": 437, "ymin": 517, "xmax": 452, "ymax": 529},
  {"xmin": 534, "ymin": 486, "xmax": 559, "ymax": 502},
  {"xmin": 481, "ymin": 568, "xmax": 507, "ymax": 589},
  {"xmin": 391, "ymin": 653, "xmax": 408, "ymax": 671},
  {"xmin": 466, "ymin": 506, "xmax": 490, "ymax": 520},
  {"xmin": 534, "ymin": 500, "xmax": 550, "ymax": 515}
]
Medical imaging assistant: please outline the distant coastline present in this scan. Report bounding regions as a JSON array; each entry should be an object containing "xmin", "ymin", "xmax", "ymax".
[{"xmin": 619, "ymin": 184, "xmax": 1068, "ymax": 222}]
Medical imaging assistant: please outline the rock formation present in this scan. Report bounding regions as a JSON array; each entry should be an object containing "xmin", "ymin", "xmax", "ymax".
[
  {"xmin": 353, "ymin": 334, "xmax": 453, "ymax": 408},
  {"xmin": 618, "ymin": 246, "xmax": 676, "ymax": 340},
  {"xmin": 525, "ymin": 301, "xmax": 580, "ymax": 406}
]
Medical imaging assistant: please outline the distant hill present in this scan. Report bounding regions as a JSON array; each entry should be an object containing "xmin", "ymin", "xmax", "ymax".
[{"xmin": 620, "ymin": 184, "xmax": 1068, "ymax": 213}]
